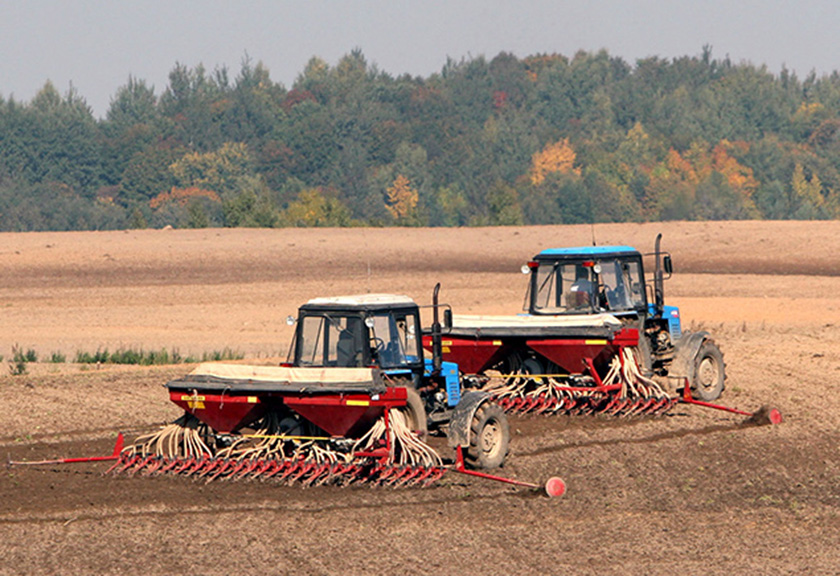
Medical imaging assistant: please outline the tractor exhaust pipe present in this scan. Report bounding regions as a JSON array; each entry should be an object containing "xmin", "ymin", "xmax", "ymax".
[
  {"xmin": 653, "ymin": 233, "xmax": 664, "ymax": 318},
  {"xmin": 430, "ymin": 282, "xmax": 443, "ymax": 377}
]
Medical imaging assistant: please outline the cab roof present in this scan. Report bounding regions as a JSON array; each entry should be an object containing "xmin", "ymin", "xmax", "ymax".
[
  {"xmin": 536, "ymin": 245, "xmax": 640, "ymax": 259},
  {"xmin": 302, "ymin": 293, "xmax": 418, "ymax": 311}
]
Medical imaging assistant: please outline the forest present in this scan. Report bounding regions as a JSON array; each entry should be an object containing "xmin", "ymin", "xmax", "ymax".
[{"xmin": 1, "ymin": 47, "xmax": 839, "ymax": 231}]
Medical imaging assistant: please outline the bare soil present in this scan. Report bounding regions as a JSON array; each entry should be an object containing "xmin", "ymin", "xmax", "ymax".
[{"xmin": 1, "ymin": 222, "xmax": 839, "ymax": 575}]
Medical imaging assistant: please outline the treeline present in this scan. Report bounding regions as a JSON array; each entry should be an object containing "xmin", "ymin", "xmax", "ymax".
[{"xmin": 1, "ymin": 47, "xmax": 839, "ymax": 231}]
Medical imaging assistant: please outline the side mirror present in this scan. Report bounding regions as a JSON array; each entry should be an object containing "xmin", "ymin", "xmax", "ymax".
[
  {"xmin": 443, "ymin": 309, "xmax": 453, "ymax": 330},
  {"xmin": 663, "ymin": 255, "xmax": 673, "ymax": 276}
]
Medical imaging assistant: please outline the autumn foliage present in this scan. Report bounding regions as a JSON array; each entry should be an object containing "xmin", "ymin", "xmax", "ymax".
[
  {"xmin": 150, "ymin": 187, "xmax": 221, "ymax": 210},
  {"xmin": 530, "ymin": 139, "xmax": 581, "ymax": 185},
  {"xmin": 385, "ymin": 174, "xmax": 419, "ymax": 221}
]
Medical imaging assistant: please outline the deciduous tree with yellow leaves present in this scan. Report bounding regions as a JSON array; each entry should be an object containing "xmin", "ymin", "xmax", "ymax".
[
  {"xmin": 529, "ymin": 138, "xmax": 581, "ymax": 186},
  {"xmin": 385, "ymin": 174, "xmax": 419, "ymax": 222}
]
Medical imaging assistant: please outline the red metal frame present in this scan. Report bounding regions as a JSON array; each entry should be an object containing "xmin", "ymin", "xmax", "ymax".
[
  {"xmin": 8, "ymin": 433, "xmax": 124, "ymax": 467},
  {"xmin": 450, "ymin": 445, "xmax": 566, "ymax": 497},
  {"xmin": 679, "ymin": 383, "xmax": 752, "ymax": 416},
  {"xmin": 451, "ymin": 445, "xmax": 540, "ymax": 489},
  {"xmin": 678, "ymin": 380, "xmax": 782, "ymax": 424}
]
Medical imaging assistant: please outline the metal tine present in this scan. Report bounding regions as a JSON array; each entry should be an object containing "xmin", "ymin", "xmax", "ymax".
[
  {"xmin": 221, "ymin": 458, "xmax": 251, "ymax": 480},
  {"xmin": 530, "ymin": 396, "xmax": 549, "ymax": 414},
  {"xmin": 313, "ymin": 462, "xmax": 346, "ymax": 487},
  {"xmin": 508, "ymin": 397, "xmax": 525, "ymax": 412},
  {"xmin": 422, "ymin": 468, "xmax": 446, "ymax": 487},
  {"xmin": 126, "ymin": 455, "xmax": 156, "ymax": 476},
  {"xmin": 396, "ymin": 465, "xmax": 425, "ymax": 487},
  {"xmin": 287, "ymin": 460, "xmax": 316, "ymax": 485},
  {"xmin": 372, "ymin": 464, "xmax": 393, "ymax": 484},
  {"xmin": 577, "ymin": 399, "xmax": 595, "ymax": 415},
  {"xmin": 522, "ymin": 396, "xmax": 540, "ymax": 413},
  {"xmin": 647, "ymin": 397, "xmax": 669, "ymax": 415},
  {"xmin": 252, "ymin": 460, "xmax": 273, "ymax": 482},
  {"xmin": 415, "ymin": 466, "xmax": 437, "ymax": 485},
  {"xmin": 277, "ymin": 460, "xmax": 303, "ymax": 482},
  {"xmin": 172, "ymin": 457, "xmax": 197, "ymax": 475},
  {"xmin": 159, "ymin": 458, "xmax": 184, "ymax": 474},
  {"xmin": 267, "ymin": 460, "xmax": 290, "ymax": 482},
  {"xmin": 104, "ymin": 454, "xmax": 129, "ymax": 475},
  {"xmin": 183, "ymin": 457, "xmax": 212, "ymax": 477},
  {"xmin": 223, "ymin": 458, "xmax": 250, "ymax": 480},
  {"xmin": 250, "ymin": 459, "xmax": 277, "ymax": 480},
  {"xmin": 232, "ymin": 459, "xmax": 263, "ymax": 481},
  {"xmin": 141, "ymin": 457, "xmax": 166, "ymax": 476},
  {"xmin": 600, "ymin": 395, "xmax": 622, "ymax": 414},
  {"xmin": 257, "ymin": 460, "xmax": 281, "ymax": 479},
  {"xmin": 557, "ymin": 396, "xmax": 575, "ymax": 414},
  {"xmin": 641, "ymin": 397, "xmax": 660, "ymax": 414},
  {"xmin": 402, "ymin": 470, "xmax": 425, "ymax": 488},
  {"xmin": 196, "ymin": 458, "xmax": 224, "ymax": 478},
  {"xmin": 340, "ymin": 464, "xmax": 365, "ymax": 486},
  {"xmin": 301, "ymin": 462, "xmax": 332, "ymax": 487},
  {"xmin": 385, "ymin": 466, "xmax": 411, "ymax": 487},
  {"xmin": 207, "ymin": 459, "xmax": 237, "ymax": 482},
  {"xmin": 118, "ymin": 454, "xmax": 142, "ymax": 473},
  {"xmin": 626, "ymin": 398, "xmax": 649, "ymax": 417},
  {"xmin": 606, "ymin": 398, "xmax": 630, "ymax": 416},
  {"xmin": 620, "ymin": 398, "xmax": 642, "ymax": 417}
]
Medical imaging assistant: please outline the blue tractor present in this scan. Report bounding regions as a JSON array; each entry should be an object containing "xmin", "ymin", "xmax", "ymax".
[{"xmin": 522, "ymin": 233, "xmax": 725, "ymax": 401}]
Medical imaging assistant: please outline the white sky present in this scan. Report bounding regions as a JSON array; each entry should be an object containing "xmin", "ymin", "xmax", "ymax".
[{"xmin": 1, "ymin": 0, "xmax": 839, "ymax": 118}]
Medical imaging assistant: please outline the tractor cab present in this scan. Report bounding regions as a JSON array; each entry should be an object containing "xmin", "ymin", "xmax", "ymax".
[
  {"xmin": 524, "ymin": 239, "xmax": 688, "ymax": 364},
  {"xmin": 289, "ymin": 294, "xmax": 424, "ymax": 376},
  {"xmin": 525, "ymin": 246, "xmax": 649, "ymax": 318},
  {"xmin": 288, "ymin": 292, "xmax": 463, "ymax": 410}
]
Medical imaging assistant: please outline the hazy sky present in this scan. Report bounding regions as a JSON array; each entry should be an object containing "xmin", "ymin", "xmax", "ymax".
[{"xmin": 2, "ymin": 0, "xmax": 839, "ymax": 118}]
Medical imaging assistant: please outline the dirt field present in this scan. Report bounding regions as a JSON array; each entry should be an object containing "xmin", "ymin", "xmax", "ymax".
[{"xmin": 1, "ymin": 221, "xmax": 839, "ymax": 575}]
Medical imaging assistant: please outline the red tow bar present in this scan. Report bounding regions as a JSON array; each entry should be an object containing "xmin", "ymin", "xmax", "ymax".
[
  {"xmin": 8, "ymin": 433, "xmax": 124, "ymax": 467},
  {"xmin": 679, "ymin": 382, "xmax": 782, "ymax": 425},
  {"xmin": 451, "ymin": 445, "xmax": 566, "ymax": 497}
]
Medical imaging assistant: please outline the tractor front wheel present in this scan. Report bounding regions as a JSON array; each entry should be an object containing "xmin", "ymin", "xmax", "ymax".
[
  {"xmin": 466, "ymin": 402, "xmax": 510, "ymax": 469},
  {"xmin": 690, "ymin": 340, "xmax": 725, "ymax": 402},
  {"xmin": 402, "ymin": 387, "xmax": 429, "ymax": 440}
]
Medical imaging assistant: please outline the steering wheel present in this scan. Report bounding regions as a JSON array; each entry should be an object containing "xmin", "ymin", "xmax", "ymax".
[{"xmin": 371, "ymin": 337, "xmax": 385, "ymax": 352}]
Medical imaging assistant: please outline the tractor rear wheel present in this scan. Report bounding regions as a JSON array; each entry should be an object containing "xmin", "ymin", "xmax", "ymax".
[
  {"xmin": 466, "ymin": 402, "xmax": 510, "ymax": 469},
  {"xmin": 690, "ymin": 340, "xmax": 725, "ymax": 402}
]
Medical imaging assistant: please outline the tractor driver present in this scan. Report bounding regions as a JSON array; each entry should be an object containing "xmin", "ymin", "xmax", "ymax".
[{"xmin": 568, "ymin": 265, "xmax": 594, "ymax": 310}]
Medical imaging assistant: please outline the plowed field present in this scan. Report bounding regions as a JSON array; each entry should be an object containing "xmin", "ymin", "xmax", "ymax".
[{"xmin": 1, "ymin": 221, "xmax": 839, "ymax": 575}]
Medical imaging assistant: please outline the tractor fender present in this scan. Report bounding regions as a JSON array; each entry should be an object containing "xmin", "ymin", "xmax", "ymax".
[
  {"xmin": 668, "ymin": 330, "xmax": 710, "ymax": 382},
  {"xmin": 446, "ymin": 391, "xmax": 491, "ymax": 449}
]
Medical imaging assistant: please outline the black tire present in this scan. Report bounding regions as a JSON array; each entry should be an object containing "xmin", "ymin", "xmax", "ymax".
[
  {"xmin": 491, "ymin": 351, "xmax": 521, "ymax": 379},
  {"xmin": 466, "ymin": 402, "xmax": 510, "ymax": 469},
  {"xmin": 520, "ymin": 355, "xmax": 544, "ymax": 376},
  {"xmin": 635, "ymin": 332, "xmax": 654, "ymax": 378},
  {"xmin": 402, "ymin": 387, "xmax": 428, "ymax": 440},
  {"xmin": 690, "ymin": 340, "xmax": 725, "ymax": 401}
]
